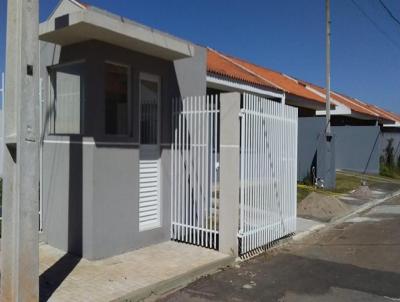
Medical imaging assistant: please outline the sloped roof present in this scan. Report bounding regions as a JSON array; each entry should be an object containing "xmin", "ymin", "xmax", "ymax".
[
  {"xmin": 307, "ymin": 82, "xmax": 398, "ymax": 123},
  {"xmin": 207, "ymin": 48, "xmax": 326, "ymax": 104},
  {"xmin": 304, "ymin": 83, "xmax": 379, "ymax": 119},
  {"xmin": 207, "ymin": 48, "xmax": 399, "ymax": 123}
]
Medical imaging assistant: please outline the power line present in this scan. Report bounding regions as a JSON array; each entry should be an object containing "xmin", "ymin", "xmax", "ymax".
[
  {"xmin": 349, "ymin": 0, "xmax": 400, "ymax": 51},
  {"xmin": 378, "ymin": 0, "xmax": 400, "ymax": 28}
]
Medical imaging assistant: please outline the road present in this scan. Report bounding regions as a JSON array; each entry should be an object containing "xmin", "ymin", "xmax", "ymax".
[{"xmin": 160, "ymin": 195, "xmax": 400, "ymax": 301}]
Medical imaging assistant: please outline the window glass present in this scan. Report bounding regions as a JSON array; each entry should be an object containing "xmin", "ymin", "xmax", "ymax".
[
  {"xmin": 50, "ymin": 63, "xmax": 84, "ymax": 134},
  {"xmin": 105, "ymin": 63, "xmax": 129, "ymax": 135},
  {"xmin": 140, "ymin": 79, "xmax": 159, "ymax": 144}
]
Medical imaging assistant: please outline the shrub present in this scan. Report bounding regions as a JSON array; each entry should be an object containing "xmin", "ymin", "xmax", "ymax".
[{"xmin": 380, "ymin": 139, "xmax": 400, "ymax": 179}]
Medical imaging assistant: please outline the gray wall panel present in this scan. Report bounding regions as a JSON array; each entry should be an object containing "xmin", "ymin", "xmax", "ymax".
[
  {"xmin": 297, "ymin": 117, "xmax": 325, "ymax": 181},
  {"xmin": 335, "ymin": 125, "xmax": 381, "ymax": 174},
  {"xmin": 41, "ymin": 40, "xmax": 206, "ymax": 259},
  {"xmin": 298, "ymin": 117, "xmax": 381, "ymax": 182}
]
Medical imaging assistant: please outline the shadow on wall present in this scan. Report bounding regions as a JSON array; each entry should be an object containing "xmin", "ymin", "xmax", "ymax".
[{"xmin": 39, "ymin": 49, "xmax": 83, "ymax": 300}]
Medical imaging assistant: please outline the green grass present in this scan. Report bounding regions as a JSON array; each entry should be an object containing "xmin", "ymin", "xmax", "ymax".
[
  {"xmin": 380, "ymin": 165, "xmax": 400, "ymax": 180},
  {"xmin": 297, "ymin": 170, "xmax": 400, "ymax": 203},
  {"xmin": 297, "ymin": 186, "xmax": 312, "ymax": 203}
]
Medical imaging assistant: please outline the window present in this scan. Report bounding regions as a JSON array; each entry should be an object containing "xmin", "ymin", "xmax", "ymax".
[
  {"xmin": 49, "ymin": 62, "xmax": 84, "ymax": 134},
  {"xmin": 105, "ymin": 63, "xmax": 129, "ymax": 135},
  {"xmin": 140, "ymin": 75, "xmax": 160, "ymax": 144}
]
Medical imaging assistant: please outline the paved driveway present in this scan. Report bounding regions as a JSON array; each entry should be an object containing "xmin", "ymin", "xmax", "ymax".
[{"xmin": 160, "ymin": 195, "xmax": 400, "ymax": 301}]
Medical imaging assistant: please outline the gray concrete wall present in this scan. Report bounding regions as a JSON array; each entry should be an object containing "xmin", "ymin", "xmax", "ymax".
[
  {"xmin": 41, "ymin": 40, "xmax": 206, "ymax": 259},
  {"xmin": 334, "ymin": 125, "xmax": 381, "ymax": 174},
  {"xmin": 297, "ymin": 117, "xmax": 326, "ymax": 182},
  {"xmin": 298, "ymin": 117, "xmax": 381, "ymax": 182}
]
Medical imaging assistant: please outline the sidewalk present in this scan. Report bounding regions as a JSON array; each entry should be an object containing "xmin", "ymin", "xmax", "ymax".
[
  {"xmin": 295, "ymin": 185, "xmax": 400, "ymax": 242},
  {"xmin": 160, "ymin": 194, "xmax": 400, "ymax": 301},
  {"xmin": 39, "ymin": 241, "xmax": 233, "ymax": 302}
]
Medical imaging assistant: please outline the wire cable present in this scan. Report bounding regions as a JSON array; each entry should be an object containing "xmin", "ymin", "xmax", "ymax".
[
  {"xmin": 349, "ymin": 0, "xmax": 400, "ymax": 51},
  {"xmin": 378, "ymin": 0, "xmax": 400, "ymax": 27}
]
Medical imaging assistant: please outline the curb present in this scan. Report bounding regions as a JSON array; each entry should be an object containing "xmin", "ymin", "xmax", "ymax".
[
  {"xmin": 111, "ymin": 255, "xmax": 235, "ymax": 302},
  {"xmin": 289, "ymin": 189, "xmax": 400, "ymax": 245},
  {"xmin": 292, "ymin": 223, "xmax": 326, "ymax": 241},
  {"xmin": 332, "ymin": 188, "xmax": 400, "ymax": 225}
]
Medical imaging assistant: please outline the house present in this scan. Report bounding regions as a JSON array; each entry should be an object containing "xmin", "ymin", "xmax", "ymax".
[
  {"xmin": 38, "ymin": 0, "xmax": 303, "ymax": 260},
  {"xmin": 37, "ymin": 0, "xmax": 399, "ymax": 260},
  {"xmin": 39, "ymin": 0, "xmax": 208, "ymax": 260},
  {"xmin": 204, "ymin": 48, "xmax": 400, "ymax": 182},
  {"xmin": 206, "ymin": 48, "xmax": 329, "ymax": 115}
]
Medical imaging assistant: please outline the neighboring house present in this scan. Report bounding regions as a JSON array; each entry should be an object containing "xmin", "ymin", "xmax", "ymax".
[
  {"xmin": 204, "ymin": 49, "xmax": 400, "ymax": 180},
  {"xmin": 206, "ymin": 48, "xmax": 329, "ymax": 115},
  {"xmin": 304, "ymin": 83, "xmax": 399, "ymax": 176}
]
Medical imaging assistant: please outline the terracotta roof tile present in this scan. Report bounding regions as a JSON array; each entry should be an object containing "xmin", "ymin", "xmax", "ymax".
[
  {"xmin": 306, "ymin": 83, "xmax": 379, "ymax": 118},
  {"xmin": 207, "ymin": 48, "xmax": 400, "ymax": 123},
  {"xmin": 207, "ymin": 49, "xmax": 278, "ymax": 90},
  {"xmin": 207, "ymin": 48, "xmax": 325, "ymax": 104}
]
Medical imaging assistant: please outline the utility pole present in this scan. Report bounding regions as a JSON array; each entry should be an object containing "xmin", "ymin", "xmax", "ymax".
[
  {"xmin": 326, "ymin": 0, "xmax": 331, "ymax": 135},
  {"xmin": 1, "ymin": 0, "xmax": 40, "ymax": 301},
  {"xmin": 316, "ymin": 0, "xmax": 336, "ymax": 189}
]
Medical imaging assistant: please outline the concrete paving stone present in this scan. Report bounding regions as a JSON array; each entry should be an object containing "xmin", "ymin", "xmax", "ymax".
[{"xmin": 36, "ymin": 241, "xmax": 231, "ymax": 302}]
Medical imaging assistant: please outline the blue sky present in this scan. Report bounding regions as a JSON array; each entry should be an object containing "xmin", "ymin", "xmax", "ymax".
[{"xmin": 0, "ymin": 0, "xmax": 399, "ymax": 113}]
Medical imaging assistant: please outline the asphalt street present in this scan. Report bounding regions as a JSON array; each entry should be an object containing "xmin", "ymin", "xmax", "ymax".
[{"xmin": 160, "ymin": 194, "xmax": 400, "ymax": 302}]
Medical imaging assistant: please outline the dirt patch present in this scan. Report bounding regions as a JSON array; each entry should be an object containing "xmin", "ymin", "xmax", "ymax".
[
  {"xmin": 351, "ymin": 185, "xmax": 373, "ymax": 199},
  {"xmin": 298, "ymin": 192, "xmax": 351, "ymax": 222}
]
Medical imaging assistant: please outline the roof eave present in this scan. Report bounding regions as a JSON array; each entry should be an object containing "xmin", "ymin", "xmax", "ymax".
[
  {"xmin": 206, "ymin": 72, "xmax": 284, "ymax": 99},
  {"xmin": 39, "ymin": 9, "xmax": 195, "ymax": 61}
]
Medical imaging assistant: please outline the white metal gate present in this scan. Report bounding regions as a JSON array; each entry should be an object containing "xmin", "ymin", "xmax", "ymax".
[
  {"xmin": 171, "ymin": 95, "xmax": 219, "ymax": 249},
  {"xmin": 239, "ymin": 93, "xmax": 298, "ymax": 254}
]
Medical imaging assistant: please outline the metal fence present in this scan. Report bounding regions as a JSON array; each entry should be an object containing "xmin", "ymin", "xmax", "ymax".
[
  {"xmin": 171, "ymin": 95, "xmax": 220, "ymax": 249},
  {"xmin": 239, "ymin": 94, "xmax": 298, "ymax": 254}
]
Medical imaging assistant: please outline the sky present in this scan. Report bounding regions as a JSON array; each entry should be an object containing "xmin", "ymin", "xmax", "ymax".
[{"xmin": 0, "ymin": 0, "xmax": 399, "ymax": 113}]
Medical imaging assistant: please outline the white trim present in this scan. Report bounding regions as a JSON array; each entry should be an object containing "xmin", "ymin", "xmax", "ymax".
[
  {"xmin": 383, "ymin": 122, "xmax": 400, "ymax": 128},
  {"xmin": 43, "ymin": 139, "xmax": 139, "ymax": 146},
  {"xmin": 207, "ymin": 74, "xmax": 284, "ymax": 100},
  {"xmin": 69, "ymin": 0, "xmax": 87, "ymax": 9},
  {"xmin": 316, "ymin": 107, "xmax": 351, "ymax": 116},
  {"xmin": 138, "ymin": 72, "xmax": 162, "ymax": 232}
]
